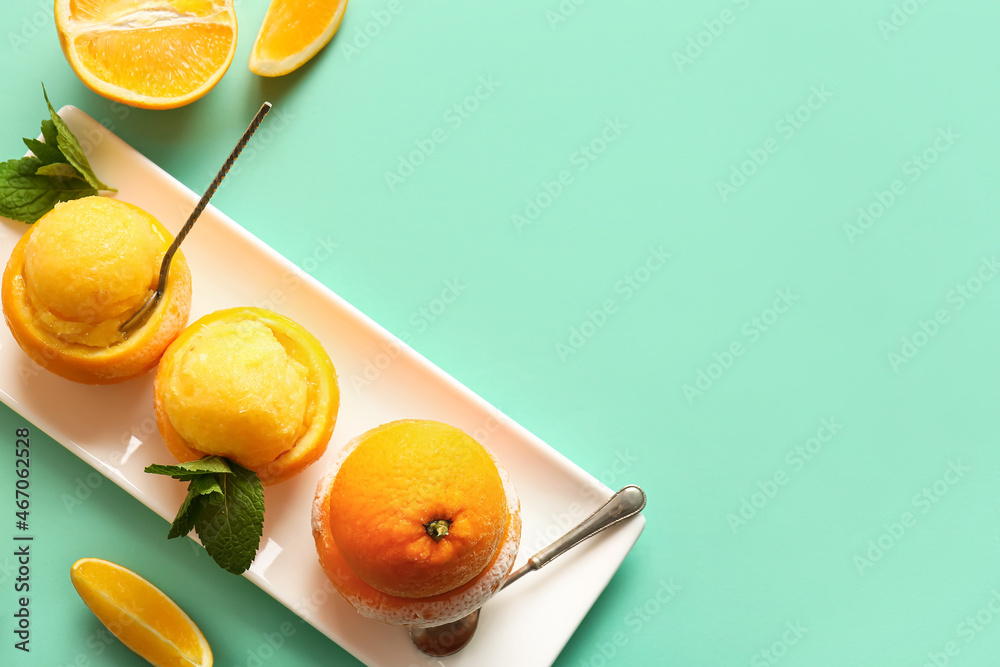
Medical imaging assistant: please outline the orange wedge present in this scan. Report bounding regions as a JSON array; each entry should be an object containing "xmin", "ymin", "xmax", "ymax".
[
  {"xmin": 70, "ymin": 558, "xmax": 213, "ymax": 667},
  {"xmin": 55, "ymin": 0, "xmax": 238, "ymax": 109},
  {"xmin": 249, "ymin": 0, "xmax": 348, "ymax": 77}
]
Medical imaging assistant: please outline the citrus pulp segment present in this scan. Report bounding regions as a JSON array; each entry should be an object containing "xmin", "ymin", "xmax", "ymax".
[
  {"xmin": 70, "ymin": 558, "xmax": 213, "ymax": 667},
  {"xmin": 249, "ymin": 0, "xmax": 348, "ymax": 76},
  {"xmin": 55, "ymin": 0, "xmax": 237, "ymax": 109}
]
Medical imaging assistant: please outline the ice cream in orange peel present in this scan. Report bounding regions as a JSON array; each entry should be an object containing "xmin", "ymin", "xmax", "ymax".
[
  {"xmin": 154, "ymin": 307, "xmax": 339, "ymax": 485},
  {"xmin": 1, "ymin": 196, "xmax": 191, "ymax": 384},
  {"xmin": 312, "ymin": 419, "xmax": 521, "ymax": 627}
]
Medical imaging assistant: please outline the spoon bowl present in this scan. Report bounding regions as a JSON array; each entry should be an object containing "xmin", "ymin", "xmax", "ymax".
[
  {"xmin": 408, "ymin": 610, "xmax": 481, "ymax": 657},
  {"xmin": 409, "ymin": 484, "xmax": 647, "ymax": 656}
]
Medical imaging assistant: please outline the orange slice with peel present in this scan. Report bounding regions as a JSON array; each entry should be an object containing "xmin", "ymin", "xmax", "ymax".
[
  {"xmin": 55, "ymin": 0, "xmax": 237, "ymax": 109},
  {"xmin": 70, "ymin": 558, "xmax": 212, "ymax": 667},
  {"xmin": 249, "ymin": 0, "xmax": 349, "ymax": 77}
]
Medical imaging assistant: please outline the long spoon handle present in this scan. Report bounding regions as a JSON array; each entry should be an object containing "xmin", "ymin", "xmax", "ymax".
[
  {"xmin": 156, "ymin": 101, "xmax": 272, "ymax": 293},
  {"xmin": 502, "ymin": 485, "xmax": 646, "ymax": 590},
  {"xmin": 119, "ymin": 102, "xmax": 271, "ymax": 334}
]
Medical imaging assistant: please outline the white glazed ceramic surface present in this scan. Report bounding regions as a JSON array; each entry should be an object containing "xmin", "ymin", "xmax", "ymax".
[{"xmin": 0, "ymin": 107, "xmax": 645, "ymax": 667}]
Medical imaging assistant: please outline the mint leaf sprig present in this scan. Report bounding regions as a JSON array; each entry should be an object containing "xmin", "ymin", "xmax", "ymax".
[
  {"xmin": 0, "ymin": 84, "xmax": 116, "ymax": 224},
  {"xmin": 145, "ymin": 456, "xmax": 265, "ymax": 575}
]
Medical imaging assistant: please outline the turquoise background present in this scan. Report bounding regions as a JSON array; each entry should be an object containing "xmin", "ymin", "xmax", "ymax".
[{"xmin": 3, "ymin": 0, "xmax": 1000, "ymax": 665}]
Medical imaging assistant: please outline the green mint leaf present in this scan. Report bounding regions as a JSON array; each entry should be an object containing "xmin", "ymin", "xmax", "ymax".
[
  {"xmin": 144, "ymin": 463, "xmax": 198, "ymax": 478},
  {"xmin": 22, "ymin": 137, "xmax": 64, "ymax": 165},
  {"xmin": 144, "ymin": 456, "xmax": 232, "ymax": 479},
  {"xmin": 0, "ymin": 157, "xmax": 95, "ymax": 223},
  {"xmin": 178, "ymin": 456, "xmax": 233, "ymax": 474},
  {"xmin": 168, "ymin": 493, "xmax": 207, "ymax": 540},
  {"xmin": 145, "ymin": 458, "xmax": 264, "ymax": 574},
  {"xmin": 40, "ymin": 119, "xmax": 58, "ymax": 147},
  {"xmin": 167, "ymin": 476, "xmax": 224, "ymax": 539},
  {"xmin": 194, "ymin": 463, "xmax": 264, "ymax": 575},
  {"xmin": 42, "ymin": 84, "xmax": 116, "ymax": 192},
  {"xmin": 35, "ymin": 163, "xmax": 81, "ymax": 180},
  {"xmin": 0, "ymin": 87, "xmax": 116, "ymax": 223},
  {"xmin": 191, "ymin": 474, "xmax": 225, "ymax": 498}
]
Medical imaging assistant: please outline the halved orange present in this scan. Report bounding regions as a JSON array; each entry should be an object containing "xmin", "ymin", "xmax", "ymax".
[
  {"xmin": 154, "ymin": 307, "xmax": 340, "ymax": 485},
  {"xmin": 312, "ymin": 420, "xmax": 521, "ymax": 627},
  {"xmin": 55, "ymin": 0, "xmax": 238, "ymax": 109},
  {"xmin": 1, "ymin": 197, "xmax": 192, "ymax": 384},
  {"xmin": 249, "ymin": 0, "xmax": 348, "ymax": 77},
  {"xmin": 70, "ymin": 558, "xmax": 213, "ymax": 667}
]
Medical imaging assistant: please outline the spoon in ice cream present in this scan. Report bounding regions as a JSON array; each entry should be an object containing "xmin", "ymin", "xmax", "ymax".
[
  {"xmin": 119, "ymin": 101, "xmax": 272, "ymax": 336},
  {"xmin": 409, "ymin": 484, "xmax": 647, "ymax": 656}
]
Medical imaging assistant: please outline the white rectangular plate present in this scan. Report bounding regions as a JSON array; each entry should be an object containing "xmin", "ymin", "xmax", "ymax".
[{"xmin": 0, "ymin": 107, "xmax": 645, "ymax": 667}]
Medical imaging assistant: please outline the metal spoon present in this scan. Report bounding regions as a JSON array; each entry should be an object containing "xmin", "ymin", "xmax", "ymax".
[
  {"xmin": 409, "ymin": 484, "xmax": 647, "ymax": 657},
  {"xmin": 118, "ymin": 101, "xmax": 272, "ymax": 336}
]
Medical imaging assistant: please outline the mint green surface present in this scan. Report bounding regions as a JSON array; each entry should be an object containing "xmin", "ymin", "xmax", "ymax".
[{"xmin": 2, "ymin": 1, "xmax": 1000, "ymax": 665}]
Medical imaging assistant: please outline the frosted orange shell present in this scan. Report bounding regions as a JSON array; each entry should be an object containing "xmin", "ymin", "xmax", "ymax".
[{"xmin": 312, "ymin": 420, "xmax": 521, "ymax": 627}]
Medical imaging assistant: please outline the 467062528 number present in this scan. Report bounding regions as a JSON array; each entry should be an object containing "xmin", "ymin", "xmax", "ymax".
[{"xmin": 14, "ymin": 427, "xmax": 29, "ymax": 531}]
